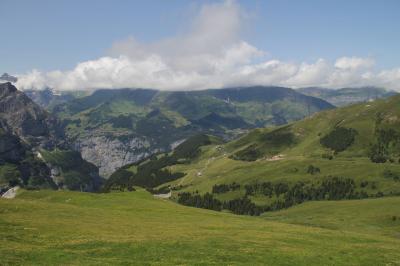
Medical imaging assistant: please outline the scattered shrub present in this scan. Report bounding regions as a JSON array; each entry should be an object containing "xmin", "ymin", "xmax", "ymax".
[{"xmin": 307, "ymin": 165, "xmax": 321, "ymax": 175}]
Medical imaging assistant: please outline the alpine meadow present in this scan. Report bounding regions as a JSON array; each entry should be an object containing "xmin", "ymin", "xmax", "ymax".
[{"xmin": 1, "ymin": 1, "xmax": 400, "ymax": 265}]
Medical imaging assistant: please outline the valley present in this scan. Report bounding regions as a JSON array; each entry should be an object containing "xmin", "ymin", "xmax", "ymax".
[{"xmin": 1, "ymin": 81, "xmax": 400, "ymax": 265}]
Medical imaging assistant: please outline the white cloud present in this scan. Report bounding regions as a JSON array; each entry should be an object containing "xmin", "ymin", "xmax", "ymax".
[
  {"xmin": 15, "ymin": 1, "xmax": 400, "ymax": 92},
  {"xmin": 334, "ymin": 57, "xmax": 374, "ymax": 70}
]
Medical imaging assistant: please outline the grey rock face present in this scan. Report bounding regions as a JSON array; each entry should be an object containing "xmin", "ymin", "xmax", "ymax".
[
  {"xmin": 0, "ymin": 82, "xmax": 65, "ymax": 150},
  {"xmin": 0, "ymin": 120, "xmax": 25, "ymax": 163},
  {"xmin": 73, "ymin": 135, "xmax": 156, "ymax": 177},
  {"xmin": 0, "ymin": 83, "xmax": 49, "ymax": 142}
]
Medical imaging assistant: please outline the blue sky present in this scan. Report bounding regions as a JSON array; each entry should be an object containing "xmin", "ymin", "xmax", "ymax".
[{"xmin": 2, "ymin": 0, "xmax": 400, "ymax": 90}]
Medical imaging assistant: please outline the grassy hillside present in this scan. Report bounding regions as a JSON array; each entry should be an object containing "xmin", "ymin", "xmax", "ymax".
[
  {"xmin": 103, "ymin": 95, "xmax": 400, "ymax": 215},
  {"xmin": 0, "ymin": 189, "xmax": 399, "ymax": 265},
  {"xmin": 263, "ymin": 197, "xmax": 400, "ymax": 237}
]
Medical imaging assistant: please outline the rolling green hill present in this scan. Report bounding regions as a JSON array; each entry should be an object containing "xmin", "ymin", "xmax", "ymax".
[
  {"xmin": 108, "ymin": 94, "xmax": 400, "ymax": 215},
  {"xmin": 0, "ymin": 189, "xmax": 399, "ymax": 265}
]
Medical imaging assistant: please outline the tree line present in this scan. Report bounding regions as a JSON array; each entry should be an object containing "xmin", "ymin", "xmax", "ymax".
[
  {"xmin": 212, "ymin": 182, "xmax": 240, "ymax": 193},
  {"xmin": 177, "ymin": 176, "xmax": 386, "ymax": 216}
]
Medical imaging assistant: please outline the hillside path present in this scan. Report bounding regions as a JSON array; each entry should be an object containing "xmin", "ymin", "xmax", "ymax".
[{"xmin": 153, "ymin": 190, "xmax": 172, "ymax": 199}]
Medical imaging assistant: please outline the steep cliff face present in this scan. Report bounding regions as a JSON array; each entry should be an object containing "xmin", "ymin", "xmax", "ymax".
[
  {"xmin": 74, "ymin": 135, "xmax": 155, "ymax": 177},
  {"xmin": 0, "ymin": 83, "xmax": 100, "ymax": 192},
  {"xmin": 0, "ymin": 82, "xmax": 62, "ymax": 148}
]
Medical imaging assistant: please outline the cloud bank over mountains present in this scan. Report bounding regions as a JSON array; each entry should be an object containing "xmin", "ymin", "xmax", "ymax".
[{"xmin": 16, "ymin": 0, "xmax": 400, "ymax": 91}]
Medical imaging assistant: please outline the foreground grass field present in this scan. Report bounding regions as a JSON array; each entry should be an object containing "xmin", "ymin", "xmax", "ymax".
[{"xmin": 1, "ymin": 190, "xmax": 400, "ymax": 265}]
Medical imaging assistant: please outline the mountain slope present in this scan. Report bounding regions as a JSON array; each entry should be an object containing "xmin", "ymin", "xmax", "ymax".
[
  {"xmin": 52, "ymin": 86, "xmax": 333, "ymax": 176},
  {"xmin": 298, "ymin": 86, "xmax": 397, "ymax": 107},
  {"xmin": 108, "ymin": 94, "xmax": 400, "ymax": 215}
]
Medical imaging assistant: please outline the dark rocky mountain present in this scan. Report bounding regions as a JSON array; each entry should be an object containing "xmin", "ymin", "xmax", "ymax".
[
  {"xmin": 298, "ymin": 86, "xmax": 397, "ymax": 107},
  {"xmin": 0, "ymin": 82, "xmax": 61, "ymax": 148},
  {"xmin": 0, "ymin": 82, "xmax": 100, "ymax": 193},
  {"xmin": 51, "ymin": 86, "xmax": 334, "ymax": 176}
]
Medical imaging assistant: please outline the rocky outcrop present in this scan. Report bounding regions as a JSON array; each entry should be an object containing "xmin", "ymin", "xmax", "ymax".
[
  {"xmin": 73, "ymin": 135, "xmax": 157, "ymax": 177},
  {"xmin": 0, "ymin": 83, "xmax": 99, "ymax": 191},
  {"xmin": 0, "ymin": 82, "xmax": 63, "ymax": 149}
]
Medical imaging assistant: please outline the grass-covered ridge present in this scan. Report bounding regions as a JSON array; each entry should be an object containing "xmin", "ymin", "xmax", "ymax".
[
  {"xmin": 109, "ymin": 94, "xmax": 400, "ymax": 215},
  {"xmin": 0, "ymin": 189, "xmax": 399, "ymax": 265}
]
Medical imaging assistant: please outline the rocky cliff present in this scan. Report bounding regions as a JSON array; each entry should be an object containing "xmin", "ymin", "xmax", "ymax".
[
  {"xmin": 74, "ymin": 135, "xmax": 156, "ymax": 177},
  {"xmin": 0, "ymin": 82, "xmax": 100, "ymax": 192}
]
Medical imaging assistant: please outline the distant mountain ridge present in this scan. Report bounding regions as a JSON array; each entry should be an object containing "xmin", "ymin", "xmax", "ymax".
[
  {"xmin": 49, "ymin": 86, "xmax": 334, "ymax": 176},
  {"xmin": 298, "ymin": 86, "xmax": 397, "ymax": 106},
  {"xmin": 0, "ymin": 73, "xmax": 17, "ymax": 83}
]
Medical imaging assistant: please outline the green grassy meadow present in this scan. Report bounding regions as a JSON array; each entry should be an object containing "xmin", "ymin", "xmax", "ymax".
[{"xmin": 1, "ymin": 189, "xmax": 400, "ymax": 265}]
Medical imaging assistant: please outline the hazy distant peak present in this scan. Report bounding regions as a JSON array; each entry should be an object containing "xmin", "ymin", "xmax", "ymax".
[{"xmin": 0, "ymin": 73, "xmax": 18, "ymax": 83}]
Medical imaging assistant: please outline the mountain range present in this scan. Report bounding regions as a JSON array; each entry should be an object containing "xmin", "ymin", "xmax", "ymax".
[
  {"xmin": 298, "ymin": 86, "xmax": 397, "ymax": 106},
  {"xmin": 107, "ymin": 92, "xmax": 400, "ymax": 215},
  {"xmin": 2, "ymin": 81, "xmax": 400, "ymax": 264},
  {"xmin": 46, "ymin": 86, "xmax": 333, "ymax": 176}
]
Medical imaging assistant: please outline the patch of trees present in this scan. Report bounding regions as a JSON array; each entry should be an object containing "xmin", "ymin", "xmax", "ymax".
[
  {"xmin": 244, "ymin": 182, "xmax": 288, "ymax": 197},
  {"xmin": 261, "ymin": 126, "xmax": 296, "ymax": 147},
  {"xmin": 105, "ymin": 161, "xmax": 184, "ymax": 192},
  {"xmin": 223, "ymin": 197, "xmax": 262, "ymax": 216},
  {"xmin": 212, "ymin": 182, "xmax": 240, "ymax": 194},
  {"xmin": 177, "ymin": 176, "xmax": 386, "ymax": 217},
  {"xmin": 245, "ymin": 177, "xmax": 383, "ymax": 212},
  {"xmin": 0, "ymin": 154, "xmax": 57, "ymax": 191},
  {"xmin": 230, "ymin": 144, "xmax": 261, "ymax": 161},
  {"xmin": 320, "ymin": 127, "xmax": 358, "ymax": 152},
  {"xmin": 177, "ymin": 192, "xmax": 222, "ymax": 211},
  {"xmin": 370, "ymin": 129, "xmax": 400, "ymax": 163},
  {"xmin": 177, "ymin": 192, "xmax": 261, "ymax": 216}
]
